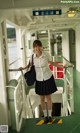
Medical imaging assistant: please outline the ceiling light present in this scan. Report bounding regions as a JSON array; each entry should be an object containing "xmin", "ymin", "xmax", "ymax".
[
  {"xmin": 40, "ymin": 30, "xmax": 47, "ymax": 33},
  {"xmin": 67, "ymin": 10, "xmax": 76, "ymax": 17}
]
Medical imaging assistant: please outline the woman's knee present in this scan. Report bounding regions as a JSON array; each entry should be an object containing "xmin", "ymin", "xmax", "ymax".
[
  {"xmin": 46, "ymin": 95, "xmax": 52, "ymax": 102},
  {"xmin": 40, "ymin": 96, "xmax": 45, "ymax": 102}
]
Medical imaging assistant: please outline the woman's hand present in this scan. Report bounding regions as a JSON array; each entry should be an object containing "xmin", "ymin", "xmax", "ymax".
[
  {"xmin": 19, "ymin": 67, "xmax": 24, "ymax": 71},
  {"xmin": 18, "ymin": 61, "xmax": 33, "ymax": 71},
  {"xmin": 64, "ymin": 64, "xmax": 73, "ymax": 68},
  {"xmin": 19, "ymin": 64, "xmax": 30, "ymax": 71}
]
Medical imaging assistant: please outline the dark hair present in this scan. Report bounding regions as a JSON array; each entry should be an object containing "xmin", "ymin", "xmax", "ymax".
[{"xmin": 33, "ymin": 40, "xmax": 42, "ymax": 48}]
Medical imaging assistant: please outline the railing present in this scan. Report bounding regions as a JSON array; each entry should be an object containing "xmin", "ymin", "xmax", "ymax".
[
  {"xmin": 14, "ymin": 79, "xmax": 23, "ymax": 132},
  {"xmin": 7, "ymin": 69, "xmax": 34, "ymax": 132},
  {"xmin": 9, "ymin": 58, "xmax": 22, "ymax": 79},
  {"xmin": 63, "ymin": 66, "xmax": 74, "ymax": 116},
  {"xmin": 52, "ymin": 55, "xmax": 74, "ymax": 116},
  {"xmin": 6, "ymin": 77, "xmax": 24, "ymax": 132}
]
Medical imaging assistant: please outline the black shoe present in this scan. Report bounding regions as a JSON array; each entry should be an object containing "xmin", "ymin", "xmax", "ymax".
[
  {"xmin": 48, "ymin": 116, "xmax": 52, "ymax": 122},
  {"xmin": 44, "ymin": 117, "xmax": 48, "ymax": 123}
]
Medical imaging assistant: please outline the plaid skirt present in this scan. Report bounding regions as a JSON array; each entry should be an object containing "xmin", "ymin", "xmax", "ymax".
[{"xmin": 35, "ymin": 75, "xmax": 57, "ymax": 95}]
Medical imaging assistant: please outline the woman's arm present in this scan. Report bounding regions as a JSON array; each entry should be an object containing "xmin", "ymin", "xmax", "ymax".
[
  {"xmin": 49, "ymin": 61, "xmax": 64, "ymax": 68},
  {"xmin": 19, "ymin": 61, "xmax": 31, "ymax": 70},
  {"xmin": 49, "ymin": 61, "xmax": 73, "ymax": 68}
]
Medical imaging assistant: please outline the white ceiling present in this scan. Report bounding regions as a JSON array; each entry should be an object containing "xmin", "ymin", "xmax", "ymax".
[{"xmin": 0, "ymin": 0, "xmax": 80, "ymax": 32}]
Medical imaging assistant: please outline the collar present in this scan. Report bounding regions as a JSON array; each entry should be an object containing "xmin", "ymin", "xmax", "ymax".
[{"xmin": 34, "ymin": 51, "xmax": 45, "ymax": 58}]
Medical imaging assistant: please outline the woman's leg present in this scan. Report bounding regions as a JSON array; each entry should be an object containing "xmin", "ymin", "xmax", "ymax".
[
  {"xmin": 40, "ymin": 96, "xmax": 47, "ymax": 117},
  {"xmin": 46, "ymin": 95, "xmax": 52, "ymax": 118}
]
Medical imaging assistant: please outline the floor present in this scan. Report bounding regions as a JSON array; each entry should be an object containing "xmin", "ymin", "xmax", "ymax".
[{"xmin": 8, "ymin": 67, "xmax": 80, "ymax": 133}]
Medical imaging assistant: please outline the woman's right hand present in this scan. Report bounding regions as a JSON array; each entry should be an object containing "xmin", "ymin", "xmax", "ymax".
[{"xmin": 19, "ymin": 67, "xmax": 24, "ymax": 71}]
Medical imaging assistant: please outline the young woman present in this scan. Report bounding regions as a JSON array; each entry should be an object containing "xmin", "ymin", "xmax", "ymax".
[{"xmin": 20, "ymin": 40, "xmax": 64, "ymax": 123}]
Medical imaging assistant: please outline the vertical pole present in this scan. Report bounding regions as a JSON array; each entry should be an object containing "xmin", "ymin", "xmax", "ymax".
[
  {"xmin": 63, "ymin": 68, "xmax": 68, "ymax": 116},
  {"xmin": 70, "ymin": 67, "xmax": 74, "ymax": 112},
  {"xmin": 0, "ymin": 20, "xmax": 9, "ymax": 124},
  {"xmin": 16, "ymin": 28, "xmax": 23, "ymax": 67},
  {"xmin": 48, "ymin": 30, "xmax": 51, "ymax": 54}
]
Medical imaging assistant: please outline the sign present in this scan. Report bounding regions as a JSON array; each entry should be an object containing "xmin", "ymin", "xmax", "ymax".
[{"xmin": 33, "ymin": 9, "xmax": 62, "ymax": 16}]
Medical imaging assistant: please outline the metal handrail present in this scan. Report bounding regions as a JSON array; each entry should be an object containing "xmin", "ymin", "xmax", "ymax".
[
  {"xmin": 8, "ymin": 68, "xmax": 34, "ymax": 118},
  {"xmin": 9, "ymin": 58, "xmax": 21, "ymax": 66},
  {"xmin": 9, "ymin": 69, "xmax": 21, "ymax": 71}
]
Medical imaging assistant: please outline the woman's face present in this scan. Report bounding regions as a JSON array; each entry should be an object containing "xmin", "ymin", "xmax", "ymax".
[{"xmin": 33, "ymin": 45, "xmax": 42, "ymax": 56}]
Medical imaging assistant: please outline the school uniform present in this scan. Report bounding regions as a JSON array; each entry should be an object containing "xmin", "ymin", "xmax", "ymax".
[{"xmin": 30, "ymin": 51, "xmax": 57, "ymax": 95}]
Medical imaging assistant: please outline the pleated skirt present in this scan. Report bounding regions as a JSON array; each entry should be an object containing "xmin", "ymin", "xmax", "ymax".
[{"xmin": 35, "ymin": 75, "xmax": 57, "ymax": 95}]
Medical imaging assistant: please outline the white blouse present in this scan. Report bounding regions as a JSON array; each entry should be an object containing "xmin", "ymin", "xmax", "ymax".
[{"xmin": 30, "ymin": 51, "xmax": 53, "ymax": 81}]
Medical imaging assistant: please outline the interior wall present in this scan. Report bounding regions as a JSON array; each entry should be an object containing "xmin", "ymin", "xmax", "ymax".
[
  {"xmin": 62, "ymin": 31, "xmax": 69, "ymax": 61},
  {"xmin": 69, "ymin": 29, "xmax": 76, "ymax": 64},
  {"xmin": 75, "ymin": 24, "xmax": 80, "ymax": 72}
]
